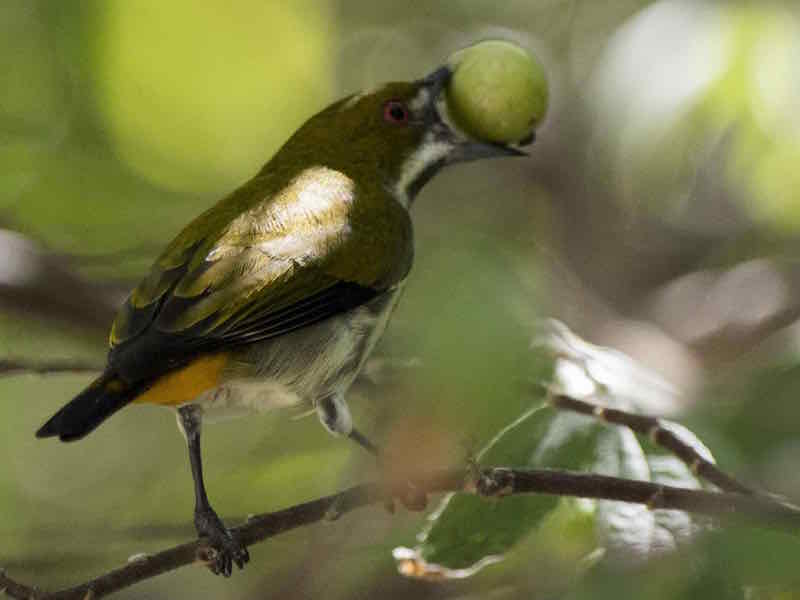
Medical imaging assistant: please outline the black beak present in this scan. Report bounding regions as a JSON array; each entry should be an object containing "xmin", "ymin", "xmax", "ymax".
[{"xmin": 418, "ymin": 66, "xmax": 531, "ymax": 165}]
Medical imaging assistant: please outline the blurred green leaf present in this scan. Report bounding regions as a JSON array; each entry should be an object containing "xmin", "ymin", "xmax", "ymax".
[
  {"xmin": 593, "ymin": 428, "xmax": 704, "ymax": 561},
  {"xmin": 568, "ymin": 526, "xmax": 800, "ymax": 600},
  {"xmin": 91, "ymin": 0, "xmax": 336, "ymax": 195},
  {"xmin": 591, "ymin": 2, "xmax": 800, "ymax": 233}
]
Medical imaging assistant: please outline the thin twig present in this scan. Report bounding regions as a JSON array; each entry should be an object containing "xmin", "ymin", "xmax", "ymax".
[
  {"xmin": 549, "ymin": 393, "xmax": 757, "ymax": 495},
  {"xmin": 0, "ymin": 567, "xmax": 41, "ymax": 599},
  {"xmin": 474, "ymin": 468, "xmax": 800, "ymax": 527},
  {"xmin": 0, "ymin": 359, "xmax": 101, "ymax": 378},
  {"xmin": 0, "ymin": 229, "xmax": 122, "ymax": 334},
  {"xmin": 2, "ymin": 467, "xmax": 798, "ymax": 600}
]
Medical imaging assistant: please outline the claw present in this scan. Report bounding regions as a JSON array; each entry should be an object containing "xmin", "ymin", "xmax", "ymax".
[{"xmin": 195, "ymin": 508, "xmax": 249, "ymax": 577}]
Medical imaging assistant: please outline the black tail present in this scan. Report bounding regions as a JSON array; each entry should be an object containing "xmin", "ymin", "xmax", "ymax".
[{"xmin": 36, "ymin": 372, "xmax": 139, "ymax": 442}]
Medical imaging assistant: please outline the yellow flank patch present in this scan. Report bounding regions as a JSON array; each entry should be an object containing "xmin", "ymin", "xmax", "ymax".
[{"xmin": 134, "ymin": 353, "xmax": 229, "ymax": 406}]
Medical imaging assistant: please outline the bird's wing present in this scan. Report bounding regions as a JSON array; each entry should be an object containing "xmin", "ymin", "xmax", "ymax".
[{"xmin": 108, "ymin": 167, "xmax": 413, "ymax": 384}]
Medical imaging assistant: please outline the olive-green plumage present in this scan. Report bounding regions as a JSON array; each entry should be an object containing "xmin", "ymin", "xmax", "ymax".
[
  {"xmin": 112, "ymin": 83, "xmax": 423, "ymax": 353},
  {"xmin": 110, "ymin": 84, "xmax": 422, "ymax": 347}
]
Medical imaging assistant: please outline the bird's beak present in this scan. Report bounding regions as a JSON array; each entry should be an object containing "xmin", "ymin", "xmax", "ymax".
[{"xmin": 418, "ymin": 66, "xmax": 532, "ymax": 165}]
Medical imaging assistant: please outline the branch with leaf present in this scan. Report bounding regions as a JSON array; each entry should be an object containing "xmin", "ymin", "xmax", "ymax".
[
  {"xmin": 2, "ymin": 322, "xmax": 799, "ymax": 598},
  {"xmin": 1, "ymin": 461, "xmax": 798, "ymax": 598}
]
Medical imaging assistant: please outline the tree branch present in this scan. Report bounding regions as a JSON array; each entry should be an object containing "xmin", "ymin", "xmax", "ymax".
[
  {"xmin": 0, "ymin": 359, "xmax": 101, "ymax": 378},
  {"xmin": 549, "ymin": 393, "xmax": 758, "ymax": 495},
  {"xmin": 0, "ymin": 229, "xmax": 124, "ymax": 335},
  {"xmin": 2, "ymin": 467, "xmax": 798, "ymax": 600}
]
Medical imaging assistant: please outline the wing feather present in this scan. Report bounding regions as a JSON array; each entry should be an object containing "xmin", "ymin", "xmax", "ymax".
[{"xmin": 107, "ymin": 166, "xmax": 412, "ymax": 386}]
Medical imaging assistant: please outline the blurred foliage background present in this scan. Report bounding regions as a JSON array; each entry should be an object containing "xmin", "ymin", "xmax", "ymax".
[{"xmin": 3, "ymin": 0, "xmax": 800, "ymax": 598}]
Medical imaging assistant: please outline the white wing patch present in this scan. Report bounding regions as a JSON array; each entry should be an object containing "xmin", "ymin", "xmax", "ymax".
[
  {"xmin": 275, "ymin": 167, "xmax": 355, "ymax": 222},
  {"xmin": 221, "ymin": 166, "xmax": 356, "ymax": 266}
]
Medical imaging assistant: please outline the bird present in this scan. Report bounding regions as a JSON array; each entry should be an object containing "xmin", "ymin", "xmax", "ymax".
[{"xmin": 35, "ymin": 65, "xmax": 529, "ymax": 577}]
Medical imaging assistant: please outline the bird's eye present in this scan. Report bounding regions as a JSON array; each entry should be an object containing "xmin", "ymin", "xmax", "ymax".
[{"xmin": 383, "ymin": 100, "xmax": 410, "ymax": 125}]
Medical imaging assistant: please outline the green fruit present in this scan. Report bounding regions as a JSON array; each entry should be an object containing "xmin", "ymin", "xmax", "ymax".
[{"xmin": 445, "ymin": 40, "xmax": 548, "ymax": 144}]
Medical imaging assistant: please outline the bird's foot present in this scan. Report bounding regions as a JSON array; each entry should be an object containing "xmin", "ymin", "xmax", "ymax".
[{"xmin": 195, "ymin": 507, "xmax": 249, "ymax": 577}]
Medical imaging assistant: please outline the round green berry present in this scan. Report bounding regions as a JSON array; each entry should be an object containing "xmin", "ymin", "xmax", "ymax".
[{"xmin": 445, "ymin": 40, "xmax": 549, "ymax": 144}]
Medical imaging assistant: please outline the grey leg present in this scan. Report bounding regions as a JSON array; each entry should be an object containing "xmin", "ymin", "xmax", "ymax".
[
  {"xmin": 317, "ymin": 393, "xmax": 379, "ymax": 456},
  {"xmin": 177, "ymin": 405, "xmax": 249, "ymax": 576},
  {"xmin": 349, "ymin": 427, "xmax": 379, "ymax": 456}
]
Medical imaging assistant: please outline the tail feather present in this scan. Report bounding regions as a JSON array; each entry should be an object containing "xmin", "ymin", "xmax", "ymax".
[{"xmin": 36, "ymin": 372, "xmax": 139, "ymax": 442}]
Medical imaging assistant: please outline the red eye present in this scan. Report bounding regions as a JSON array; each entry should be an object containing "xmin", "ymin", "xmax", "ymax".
[{"xmin": 383, "ymin": 100, "xmax": 409, "ymax": 124}]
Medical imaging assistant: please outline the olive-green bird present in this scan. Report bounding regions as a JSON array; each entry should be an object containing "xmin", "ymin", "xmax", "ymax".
[{"xmin": 36, "ymin": 66, "xmax": 528, "ymax": 576}]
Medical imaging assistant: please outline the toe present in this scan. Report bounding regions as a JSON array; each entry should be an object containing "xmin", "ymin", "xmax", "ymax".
[
  {"xmin": 195, "ymin": 509, "xmax": 248, "ymax": 576},
  {"xmin": 225, "ymin": 555, "xmax": 233, "ymax": 577},
  {"xmin": 207, "ymin": 554, "xmax": 222, "ymax": 576},
  {"xmin": 220, "ymin": 551, "xmax": 232, "ymax": 577},
  {"xmin": 233, "ymin": 545, "xmax": 249, "ymax": 569}
]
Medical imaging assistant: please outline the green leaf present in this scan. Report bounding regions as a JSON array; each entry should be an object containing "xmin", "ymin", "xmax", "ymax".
[{"xmin": 593, "ymin": 428, "xmax": 704, "ymax": 562}]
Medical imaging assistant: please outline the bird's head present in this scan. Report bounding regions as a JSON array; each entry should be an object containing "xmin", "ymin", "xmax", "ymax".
[{"xmin": 272, "ymin": 66, "xmax": 530, "ymax": 206}]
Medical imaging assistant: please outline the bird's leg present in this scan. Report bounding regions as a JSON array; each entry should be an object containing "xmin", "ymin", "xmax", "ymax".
[
  {"xmin": 317, "ymin": 394, "xmax": 426, "ymax": 512},
  {"xmin": 177, "ymin": 405, "xmax": 249, "ymax": 577},
  {"xmin": 317, "ymin": 393, "xmax": 381, "ymax": 457},
  {"xmin": 348, "ymin": 427, "xmax": 379, "ymax": 457}
]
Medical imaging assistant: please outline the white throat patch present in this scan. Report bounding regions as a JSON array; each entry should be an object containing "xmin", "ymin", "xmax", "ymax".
[{"xmin": 391, "ymin": 131, "xmax": 453, "ymax": 207}]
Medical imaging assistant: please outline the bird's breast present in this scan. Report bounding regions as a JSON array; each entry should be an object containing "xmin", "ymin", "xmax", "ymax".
[{"xmin": 192, "ymin": 284, "xmax": 405, "ymax": 422}]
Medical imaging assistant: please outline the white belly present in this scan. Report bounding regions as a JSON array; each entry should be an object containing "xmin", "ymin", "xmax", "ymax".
[{"xmin": 190, "ymin": 284, "xmax": 404, "ymax": 422}]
